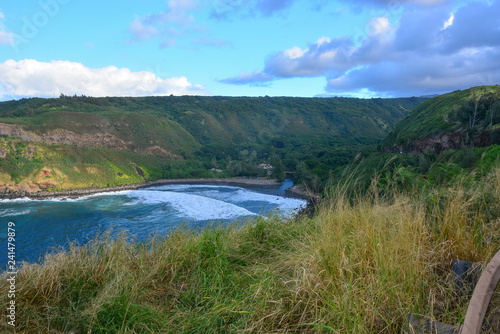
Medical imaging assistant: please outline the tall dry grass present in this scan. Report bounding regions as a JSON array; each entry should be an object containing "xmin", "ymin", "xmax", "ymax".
[
  {"xmin": 0, "ymin": 168, "xmax": 498, "ymax": 333},
  {"xmin": 307, "ymin": 167, "xmax": 500, "ymax": 332}
]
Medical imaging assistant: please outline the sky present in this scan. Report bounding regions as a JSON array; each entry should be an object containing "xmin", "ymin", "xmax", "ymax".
[{"xmin": 0, "ymin": 0, "xmax": 499, "ymax": 100}]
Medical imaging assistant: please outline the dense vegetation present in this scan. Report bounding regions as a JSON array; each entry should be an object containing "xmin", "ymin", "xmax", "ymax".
[
  {"xmin": 0, "ymin": 158, "xmax": 498, "ymax": 333},
  {"xmin": 0, "ymin": 95, "xmax": 424, "ymax": 191},
  {"xmin": 0, "ymin": 87, "xmax": 499, "ymax": 333},
  {"xmin": 380, "ymin": 85, "xmax": 500, "ymax": 152},
  {"xmin": 322, "ymin": 86, "xmax": 500, "ymax": 198}
]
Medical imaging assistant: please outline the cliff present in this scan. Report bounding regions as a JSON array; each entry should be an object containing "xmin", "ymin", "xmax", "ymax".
[{"xmin": 380, "ymin": 86, "xmax": 500, "ymax": 154}]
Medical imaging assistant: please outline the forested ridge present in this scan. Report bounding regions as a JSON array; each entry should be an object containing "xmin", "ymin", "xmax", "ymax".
[{"xmin": 0, "ymin": 94, "xmax": 424, "ymax": 191}]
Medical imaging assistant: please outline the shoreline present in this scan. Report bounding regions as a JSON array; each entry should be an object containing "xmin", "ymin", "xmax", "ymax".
[
  {"xmin": 0, "ymin": 178, "xmax": 321, "ymax": 210},
  {"xmin": 0, "ymin": 177, "xmax": 283, "ymax": 200}
]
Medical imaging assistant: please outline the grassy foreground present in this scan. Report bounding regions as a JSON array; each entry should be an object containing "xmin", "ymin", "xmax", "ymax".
[{"xmin": 1, "ymin": 168, "xmax": 499, "ymax": 333}]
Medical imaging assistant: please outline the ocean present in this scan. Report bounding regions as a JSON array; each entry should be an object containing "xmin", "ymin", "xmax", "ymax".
[{"xmin": 0, "ymin": 180, "xmax": 306, "ymax": 269}]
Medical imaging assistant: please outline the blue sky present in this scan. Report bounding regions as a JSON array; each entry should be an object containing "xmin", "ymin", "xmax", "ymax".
[{"xmin": 0, "ymin": 0, "xmax": 498, "ymax": 100}]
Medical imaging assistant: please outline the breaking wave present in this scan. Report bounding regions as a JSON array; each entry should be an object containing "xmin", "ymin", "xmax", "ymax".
[{"xmin": 0, "ymin": 183, "xmax": 307, "ymax": 266}]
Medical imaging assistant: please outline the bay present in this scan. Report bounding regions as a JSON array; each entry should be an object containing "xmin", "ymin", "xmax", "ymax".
[{"xmin": 0, "ymin": 180, "xmax": 306, "ymax": 268}]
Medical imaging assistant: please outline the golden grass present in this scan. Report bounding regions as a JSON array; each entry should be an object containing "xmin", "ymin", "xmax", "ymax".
[{"xmin": 0, "ymin": 168, "xmax": 498, "ymax": 333}]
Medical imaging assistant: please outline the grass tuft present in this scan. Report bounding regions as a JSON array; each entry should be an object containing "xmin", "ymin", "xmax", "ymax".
[{"xmin": 1, "ymin": 168, "xmax": 499, "ymax": 333}]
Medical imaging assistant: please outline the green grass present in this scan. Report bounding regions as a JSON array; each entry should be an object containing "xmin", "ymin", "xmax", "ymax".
[{"xmin": 0, "ymin": 164, "xmax": 499, "ymax": 333}]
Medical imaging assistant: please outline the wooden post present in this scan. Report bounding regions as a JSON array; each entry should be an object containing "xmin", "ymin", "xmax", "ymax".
[{"xmin": 459, "ymin": 250, "xmax": 500, "ymax": 334}]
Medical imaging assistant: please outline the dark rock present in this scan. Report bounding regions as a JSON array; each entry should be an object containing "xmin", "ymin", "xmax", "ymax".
[
  {"xmin": 452, "ymin": 259, "xmax": 482, "ymax": 296},
  {"xmin": 402, "ymin": 313, "xmax": 459, "ymax": 334},
  {"xmin": 383, "ymin": 129, "xmax": 499, "ymax": 154}
]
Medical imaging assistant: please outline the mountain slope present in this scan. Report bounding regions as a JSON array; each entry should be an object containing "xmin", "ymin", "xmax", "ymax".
[
  {"xmin": 0, "ymin": 95, "xmax": 424, "ymax": 191},
  {"xmin": 380, "ymin": 85, "xmax": 500, "ymax": 153}
]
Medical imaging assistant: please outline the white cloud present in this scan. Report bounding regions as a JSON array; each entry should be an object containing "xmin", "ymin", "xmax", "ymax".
[
  {"xmin": 222, "ymin": 15, "xmax": 396, "ymax": 84},
  {"xmin": 222, "ymin": 0, "xmax": 500, "ymax": 97},
  {"xmin": 316, "ymin": 36, "xmax": 331, "ymax": 46},
  {"xmin": 442, "ymin": 12, "xmax": 454, "ymax": 30},
  {"xmin": 0, "ymin": 59, "xmax": 207, "ymax": 99},
  {"xmin": 366, "ymin": 16, "xmax": 391, "ymax": 36},
  {"xmin": 283, "ymin": 46, "xmax": 307, "ymax": 59},
  {"xmin": 326, "ymin": 48, "xmax": 500, "ymax": 97}
]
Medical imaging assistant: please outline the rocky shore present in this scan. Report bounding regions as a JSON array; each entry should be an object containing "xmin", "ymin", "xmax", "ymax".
[
  {"xmin": 0, "ymin": 178, "xmax": 322, "ymax": 214},
  {"xmin": 284, "ymin": 184, "xmax": 320, "ymax": 201},
  {"xmin": 285, "ymin": 185, "xmax": 322, "ymax": 216},
  {"xmin": 0, "ymin": 177, "xmax": 282, "ymax": 200}
]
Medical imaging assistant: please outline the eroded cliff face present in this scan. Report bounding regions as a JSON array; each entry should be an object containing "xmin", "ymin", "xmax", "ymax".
[
  {"xmin": 384, "ymin": 130, "xmax": 497, "ymax": 154},
  {"xmin": 0, "ymin": 123, "xmax": 184, "ymax": 193},
  {"xmin": 0, "ymin": 123, "xmax": 127, "ymax": 150},
  {"xmin": 141, "ymin": 146, "xmax": 181, "ymax": 159}
]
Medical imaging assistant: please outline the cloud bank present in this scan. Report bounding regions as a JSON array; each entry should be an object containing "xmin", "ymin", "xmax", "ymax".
[
  {"xmin": 221, "ymin": 0, "xmax": 500, "ymax": 96},
  {"xmin": 127, "ymin": 0, "xmax": 200, "ymax": 46},
  {"xmin": 0, "ymin": 59, "xmax": 207, "ymax": 100},
  {"xmin": 127, "ymin": 0, "xmax": 309, "ymax": 47},
  {"xmin": 127, "ymin": 0, "xmax": 231, "ymax": 48}
]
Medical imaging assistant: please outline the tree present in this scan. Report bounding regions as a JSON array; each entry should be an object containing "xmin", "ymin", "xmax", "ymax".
[
  {"xmin": 270, "ymin": 154, "xmax": 285, "ymax": 179},
  {"xmin": 295, "ymin": 161, "xmax": 323, "ymax": 192}
]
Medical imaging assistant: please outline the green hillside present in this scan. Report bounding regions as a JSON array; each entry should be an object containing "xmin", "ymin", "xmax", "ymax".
[
  {"xmin": 1, "ymin": 92, "xmax": 500, "ymax": 334},
  {"xmin": 380, "ymin": 85, "xmax": 500, "ymax": 153},
  {"xmin": 0, "ymin": 95, "xmax": 424, "ymax": 191},
  {"xmin": 339, "ymin": 86, "xmax": 500, "ymax": 198}
]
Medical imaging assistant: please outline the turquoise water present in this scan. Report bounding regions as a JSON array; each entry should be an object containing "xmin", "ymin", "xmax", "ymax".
[{"xmin": 0, "ymin": 180, "xmax": 306, "ymax": 268}]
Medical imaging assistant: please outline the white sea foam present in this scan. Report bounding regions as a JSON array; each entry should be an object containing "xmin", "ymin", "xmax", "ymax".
[
  {"xmin": 67, "ymin": 190, "xmax": 133, "ymax": 201},
  {"xmin": 122, "ymin": 189, "xmax": 258, "ymax": 220},
  {"xmin": 152, "ymin": 185, "xmax": 307, "ymax": 216},
  {"xmin": 220, "ymin": 189, "xmax": 306, "ymax": 216},
  {"xmin": 30, "ymin": 190, "xmax": 135, "ymax": 203},
  {"xmin": 147, "ymin": 184, "xmax": 240, "ymax": 192},
  {"xmin": 0, "ymin": 197, "xmax": 32, "ymax": 204},
  {"xmin": 0, "ymin": 185, "xmax": 306, "ymax": 220},
  {"xmin": 0, "ymin": 191, "xmax": 130, "ymax": 203},
  {"xmin": 164, "ymin": 185, "xmax": 307, "ymax": 210},
  {"xmin": 0, "ymin": 209, "xmax": 31, "ymax": 216}
]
